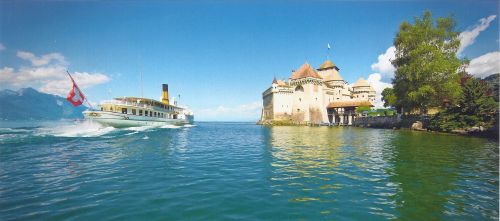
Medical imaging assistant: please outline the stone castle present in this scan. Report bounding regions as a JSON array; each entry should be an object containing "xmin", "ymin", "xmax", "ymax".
[{"xmin": 260, "ymin": 59, "xmax": 376, "ymax": 125}]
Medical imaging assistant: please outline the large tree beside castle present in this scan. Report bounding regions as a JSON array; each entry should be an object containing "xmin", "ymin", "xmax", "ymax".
[{"xmin": 389, "ymin": 11, "xmax": 463, "ymax": 114}]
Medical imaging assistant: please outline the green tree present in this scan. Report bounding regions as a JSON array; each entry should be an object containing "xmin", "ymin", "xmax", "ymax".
[
  {"xmin": 458, "ymin": 75, "xmax": 497, "ymax": 126},
  {"xmin": 429, "ymin": 74, "xmax": 498, "ymax": 131},
  {"xmin": 381, "ymin": 88, "xmax": 397, "ymax": 108},
  {"xmin": 356, "ymin": 106, "xmax": 371, "ymax": 115},
  {"xmin": 392, "ymin": 11, "xmax": 463, "ymax": 114}
]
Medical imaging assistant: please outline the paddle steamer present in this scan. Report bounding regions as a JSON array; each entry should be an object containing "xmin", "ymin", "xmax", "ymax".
[{"xmin": 83, "ymin": 84, "xmax": 194, "ymax": 127}]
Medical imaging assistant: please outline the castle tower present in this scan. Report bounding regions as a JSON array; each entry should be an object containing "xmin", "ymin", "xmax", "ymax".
[
  {"xmin": 289, "ymin": 63, "xmax": 325, "ymax": 124},
  {"xmin": 352, "ymin": 77, "xmax": 376, "ymax": 103}
]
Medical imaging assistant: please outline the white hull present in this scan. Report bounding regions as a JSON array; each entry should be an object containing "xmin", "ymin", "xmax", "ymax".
[{"xmin": 83, "ymin": 111, "xmax": 194, "ymax": 128}]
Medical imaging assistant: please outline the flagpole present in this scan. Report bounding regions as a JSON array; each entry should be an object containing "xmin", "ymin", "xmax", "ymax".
[
  {"xmin": 327, "ymin": 43, "xmax": 331, "ymax": 60},
  {"xmin": 66, "ymin": 70, "xmax": 95, "ymax": 110}
]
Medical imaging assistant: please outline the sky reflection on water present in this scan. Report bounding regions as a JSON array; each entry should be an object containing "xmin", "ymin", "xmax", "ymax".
[{"xmin": 0, "ymin": 123, "xmax": 497, "ymax": 220}]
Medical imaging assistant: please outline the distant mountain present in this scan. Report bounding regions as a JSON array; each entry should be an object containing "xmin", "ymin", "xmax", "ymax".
[
  {"xmin": 0, "ymin": 88, "xmax": 86, "ymax": 120},
  {"xmin": 483, "ymin": 73, "xmax": 499, "ymax": 102}
]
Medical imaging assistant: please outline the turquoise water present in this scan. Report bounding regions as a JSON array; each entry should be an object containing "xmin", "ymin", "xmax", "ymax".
[{"xmin": 0, "ymin": 122, "xmax": 498, "ymax": 220}]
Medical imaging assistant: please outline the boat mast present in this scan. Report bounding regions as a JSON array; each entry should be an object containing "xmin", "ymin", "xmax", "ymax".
[{"xmin": 140, "ymin": 70, "xmax": 144, "ymax": 99}]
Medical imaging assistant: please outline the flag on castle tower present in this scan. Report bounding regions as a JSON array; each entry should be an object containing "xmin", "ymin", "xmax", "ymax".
[{"xmin": 327, "ymin": 43, "xmax": 331, "ymax": 49}]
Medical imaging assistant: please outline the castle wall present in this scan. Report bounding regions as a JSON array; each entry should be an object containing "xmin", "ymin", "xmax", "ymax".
[
  {"xmin": 262, "ymin": 92, "xmax": 273, "ymax": 120},
  {"xmin": 272, "ymin": 91, "xmax": 293, "ymax": 120},
  {"xmin": 289, "ymin": 81, "xmax": 326, "ymax": 124},
  {"xmin": 261, "ymin": 61, "xmax": 377, "ymax": 124}
]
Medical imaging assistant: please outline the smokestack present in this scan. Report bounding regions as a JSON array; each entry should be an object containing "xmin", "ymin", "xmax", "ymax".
[{"xmin": 162, "ymin": 84, "xmax": 169, "ymax": 105}]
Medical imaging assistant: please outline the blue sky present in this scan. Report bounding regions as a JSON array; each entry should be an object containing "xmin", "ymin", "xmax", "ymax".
[{"xmin": 0, "ymin": 0, "xmax": 498, "ymax": 121}]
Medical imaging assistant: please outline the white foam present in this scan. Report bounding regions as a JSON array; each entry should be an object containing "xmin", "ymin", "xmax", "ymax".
[
  {"xmin": 0, "ymin": 128, "xmax": 31, "ymax": 133},
  {"xmin": 142, "ymin": 135, "xmax": 149, "ymax": 140},
  {"xmin": 36, "ymin": 121, "xmax": 116, "ymax": 137},
  {"xmin": 183, "ymin": 124, "xmax": 197, "ymax": 128},
  {"xmin": 125, "ymin": 125, "xmax": 157, "ymax": 132},
  {"xmin": 161, "ymin": 125, "xmax": 182, "ymax": 129},
  {"xmin": 124, "ymin": 131, "xmax": 139, "ymax": 136}
]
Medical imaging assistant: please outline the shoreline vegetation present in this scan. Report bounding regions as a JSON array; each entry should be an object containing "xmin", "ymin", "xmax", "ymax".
[
  {"xmin": 259, "ymin": 11, "xmax": 499, "ymax": 140},
  {"xmin": 257, "ymin": 117, "xmax": 499, "ymax": 139}
]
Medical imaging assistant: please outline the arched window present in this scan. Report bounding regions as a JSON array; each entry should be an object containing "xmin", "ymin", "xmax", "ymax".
[{"xmin": 295, "ymin": 85, "xmax": 304, "ymax": 92}]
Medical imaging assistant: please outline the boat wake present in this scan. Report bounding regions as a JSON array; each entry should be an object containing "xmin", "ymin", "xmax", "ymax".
[
  {"xmin": 36, "ymin": 121, "xmax": 116, "ymax": 137},
  {"xmin": 125, "ymin": 125, "xmax": 158, "ymax": 132},
  {"xmin": 0, "ymin": 120, "xmax": 196, "ymax": 141},
  {"xmin": 161, "ymin": 125, "xmax": 182, "ymax": 129}
]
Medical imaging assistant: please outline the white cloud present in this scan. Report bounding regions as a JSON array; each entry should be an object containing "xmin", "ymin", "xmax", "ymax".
[
  {"xmin": 0, "ymin": 50, "xmax": 110, "ymax": 96},
  {"xmin": 0, "ymin": 43, "xmax": 5, "ymax": 51},
  {"xmin": 466, "ymin": 51, "xmax": 500, "ymax": 78},
  {"xmin": 17, "ymin": 51, "xmax": 67, "ymax": 67},
  {"xmin": 370, "ymin": 46, "xmax": 396, "ymax": 80},
  {"xmin": 39, "ymin": 71, "xmax": 110, "ymax": 95},
  {"xmin": 458, "ymin": 15, "xmax": 497, "ymax": 55},
  {"xmin": 366, "ymin": 73, "xmax": 392, "ymax": 108},
  {"xmin": 365, "ymin": 46, "xmax": 396, "ymax": 108},
  {"xmin": 195, "ymin": 101, "xmax": 262, "ymax": 121}
]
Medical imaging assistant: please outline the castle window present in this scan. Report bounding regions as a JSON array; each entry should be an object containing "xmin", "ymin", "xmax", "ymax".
[
  {"xmin": 295, "ymin": 85, "xmax": 304, "ymax": 92},
  {"xmin": 297, "ymin": 108, "xmax": 300, "ymax": 112},
  {"xmin": 139, "ymin": 110, "xmax": 143, "ymax": 116},
  {"xmin": 122, "ymin": 108, "xmax": 127, "ymax": 114},
  {"xmin": 132, "ymin": 109, "xmax": 136, "ymax": 115},
  {"xmin": 299, "ymin": 98, "xmax": 301, "ymax": 102}
]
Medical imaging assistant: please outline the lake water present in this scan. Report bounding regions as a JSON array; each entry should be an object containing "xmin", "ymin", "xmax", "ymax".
[{"xmin": 0, "ymin": 122, "xmax": 498, "ymax": 220}]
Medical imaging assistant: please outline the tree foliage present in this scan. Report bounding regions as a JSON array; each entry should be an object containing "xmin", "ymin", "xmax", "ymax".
[
  {"xmin": 392, "ymin": 11, "xmax": 463, "ymax": 114},
  {"xmin": 355, "ymin": 106, "xmax": 371, "ymax": 114},
  {"xmin": 381, "ymin": 88, "xmax": 397, "ymax": 108},
  {"xmin": 429, "ymin": 74, "xmax": 498, "ymax": 131}
]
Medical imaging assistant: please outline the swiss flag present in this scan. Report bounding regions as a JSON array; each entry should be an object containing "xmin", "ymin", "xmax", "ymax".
[{"xmin": 66, "ymin": 80, "xmax": 85, "ymax": 107}]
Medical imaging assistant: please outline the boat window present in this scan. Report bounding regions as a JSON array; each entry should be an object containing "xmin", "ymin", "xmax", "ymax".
[
  {"xmin": 132, "ymin": 109, "xmax": 136, "ymax": 115},
  {"xmin": 122, "ymin": 108, "xmax": 127, "ymax": 114},
  {"xmin": 139, "ymin": 110, "xmax": 143, "ymax": 116}
]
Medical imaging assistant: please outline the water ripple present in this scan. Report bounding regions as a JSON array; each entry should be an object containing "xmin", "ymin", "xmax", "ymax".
[{"xmin": 0, "ymin": 123, "xmax": 497, "ymax": 220}]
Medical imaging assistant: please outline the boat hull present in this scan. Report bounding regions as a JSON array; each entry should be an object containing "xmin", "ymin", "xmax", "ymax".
[{"xmin": 83, "ymin": 111, "xmax": 194, "ymax": 128}]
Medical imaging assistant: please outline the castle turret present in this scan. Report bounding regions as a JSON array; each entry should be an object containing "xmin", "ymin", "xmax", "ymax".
[{"xmin": 352, "ymin": 78, "xmax": 376, "ymax": 102}]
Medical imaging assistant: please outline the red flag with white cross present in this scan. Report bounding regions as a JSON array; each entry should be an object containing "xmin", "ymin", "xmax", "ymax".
[{"xmin": 66, "ymin": 71, "xmax": 86, "ymax": 107}]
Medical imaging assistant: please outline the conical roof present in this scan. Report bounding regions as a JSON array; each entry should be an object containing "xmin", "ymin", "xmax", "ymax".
[
  {"xmin": 290, "ymin": 63, "xmax": 321, "ymax": 80},
  {"xmin": 317, "ymin": 60, "xmax": 339, "ymax": 71},
  {"xmin": 353, "ymin": 77, "xmax": 370, "ymax": 87}
]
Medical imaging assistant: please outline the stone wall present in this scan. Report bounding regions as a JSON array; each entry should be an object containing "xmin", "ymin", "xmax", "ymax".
[{"xmin": 353, "ymin": 115, "xmax": 430, "ymax": 129}]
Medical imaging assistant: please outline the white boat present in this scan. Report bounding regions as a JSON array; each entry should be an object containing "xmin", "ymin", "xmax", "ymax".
[{"xmin": 83, "ymin": 84, "xmax": 194, "ymax": 128}]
